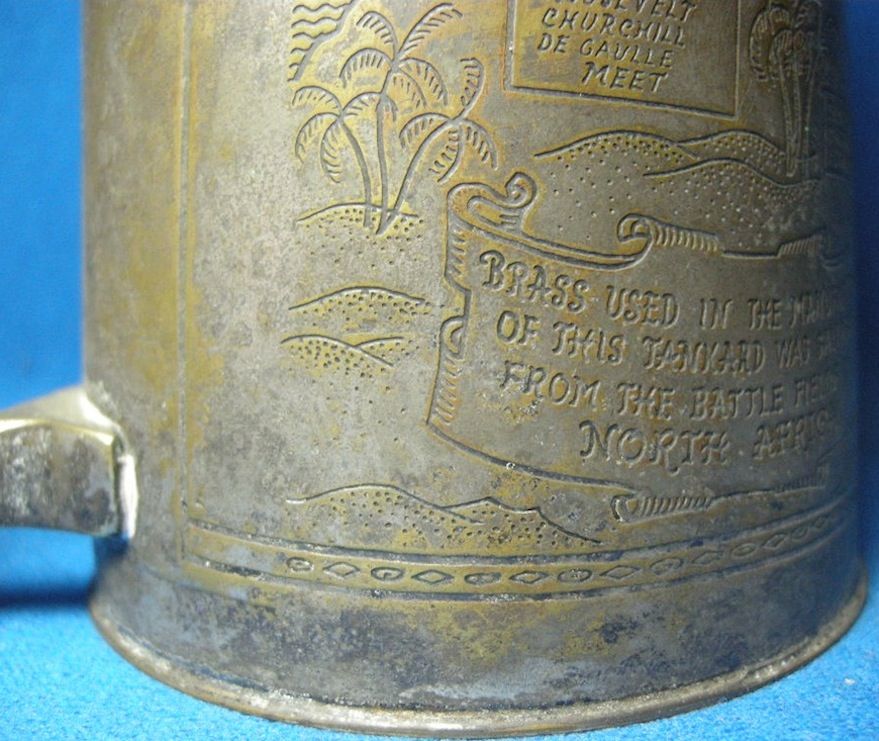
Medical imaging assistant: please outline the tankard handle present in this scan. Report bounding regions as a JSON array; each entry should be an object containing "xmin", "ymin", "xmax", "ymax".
[{"xmin": 0, "ymin": 386, "xmax": 134, "ymax": 537}]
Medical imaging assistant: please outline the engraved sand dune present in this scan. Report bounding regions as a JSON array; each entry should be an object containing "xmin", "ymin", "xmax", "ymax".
[
  {"xmin": 538, "ymin": 130, "xmax": 699, "ymax": 173},
  {"xmin": 297, "ymin": 203, "xmax": 421, "ymax": 235},
  {"xmin": 281, "ymin": 334, "xmax": 408, "ymax": 374},
  {"xmin": 540, "ymin": 129, "xmax": 791, "ymax": 182},
  {"xmin": 282, "ymin": 286, "xmax": 429, "ymax": 375},
  {"xmin": 356, "ymin": 337, "xmax": 413, "ymax": 366},
  {"xmin": 639, "ymin": 160, "xmax": 822, "ymax": 251},
  {"xmin": 289, "ymin": 286, "xmax": 430, "ymax": 331},
  {"xmin": 534, "ymin": 129, "xmax": 826, "ymax": 253},
  {"xmin": 644, "ymin": 157, "xmax": 804, "ymax": 189},
  {"xmin": 284, "ymin": 484, "xmax": 599, "ymax": 555},
  {"xmin": 680, "ymin": 131, "xmax": 788, "ymax": 180}
]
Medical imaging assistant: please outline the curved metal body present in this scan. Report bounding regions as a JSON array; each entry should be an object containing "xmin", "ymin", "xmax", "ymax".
[{"xmin": 2, "ymin": 0, "xmax": 863, "ymax": 735}]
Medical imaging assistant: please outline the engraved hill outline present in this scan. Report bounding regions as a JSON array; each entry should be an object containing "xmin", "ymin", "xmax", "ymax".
[
  {"xmin": 285, "ymin": 484, "xmax": 601, "ymax": 556},
  {"xmin": 281, "ymin": 286, "xmax": 431, "ymax": 375},
  {"xmin": 532, "ymin": 128, "xmax": 845, "ymax": 259}
]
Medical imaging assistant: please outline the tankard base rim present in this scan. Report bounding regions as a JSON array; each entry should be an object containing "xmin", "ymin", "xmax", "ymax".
[{"xmin": 89, "ymin": 567, "xmax": 866, "ymax": 738}]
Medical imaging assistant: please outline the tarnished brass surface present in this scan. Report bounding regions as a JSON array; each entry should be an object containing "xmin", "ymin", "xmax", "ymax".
[{"xmin": 3, "ymin": 0, "xmax": 863, "ymax": 735}]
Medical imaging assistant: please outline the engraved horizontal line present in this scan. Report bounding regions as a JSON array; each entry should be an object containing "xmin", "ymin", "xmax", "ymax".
[
  {"xmin": 504, "ymin": 83, "xmax": 738, "ymax": 120},
  {"xmin": 429, "ymin": 423, "xmax": 640, "ymax": 493},
  {"xmin": 185, "ymin": 491, "xmax": 846, "ymax": 568},
  {"xmin": 182, "ymin": 514, "xmax": 850, "ymax": 603}
]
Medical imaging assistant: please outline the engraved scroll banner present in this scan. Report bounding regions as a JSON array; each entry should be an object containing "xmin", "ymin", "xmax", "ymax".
[{"xmin": 429, "ymin": 171, "xmax": 853, "ymax": 505}]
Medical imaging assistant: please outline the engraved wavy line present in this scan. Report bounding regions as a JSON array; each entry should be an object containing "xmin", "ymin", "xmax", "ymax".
[
  {"xmin": 197, "ymin": 489, "xmax": 844, "ymax": 563},
  {"xmin": 291, "ymin": 12, "xmax": 347, "ymax": 29},
  {"xmin": 680, "ymin": 129, "xmax": 785, "ymax": 154},
  {"xmin": 288, "ymin": 0, "xmax": 355, "ymax": 81},
  {"xmin": 291, "ymin": 0, "xmax": 351, "ymax": 16},
  {"xmin": 285, "ymin": 483, "xmax": 483, "ymax": 524},
  {"xmin": 290, "ymin": 28, "xmax": 343, "ymax": 48},
  {"xmin": 289, "ymin": 23, "xmax": 348, "ymax": 48},
  {"xmin": 280, "ymin": 333, "xmax": 398, "ymax": 367},
  {"xmin": 286, "ymin": 484, "xmax": 601, "ymax": 544},
  {"xmin": 644, "ymin": 158, "xmax": 821, "ymax": 189},
  {"xmin": 534, "ymin": 130, "xmax": 696, "ymax": 160},
  {"xmin": 290, "ymin": 0, "xmax": 351, "ymax": 27},
  {"xmin": 535, "ymin": 130, "xmax": 797, "ymax": 186},
  {"xmin": 291, "ymin": 17, "xmax": 346, "ymax": 31},
  {"xmin": 288, "ymin": 286, "xmax": 429, "ymax": 313}
]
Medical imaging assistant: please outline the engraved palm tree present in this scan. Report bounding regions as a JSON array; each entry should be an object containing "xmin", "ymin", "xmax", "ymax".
[
  {"xmin": 395, "ymin": 59, "xmax": 497, "ymax": 221},
  {"xmin": 750, "ymin": 0, "xmax": 822, "ymax": 178},
  {"xmin": 293, "ymin": 86, "xmax": 374, "ymax": 227},
  {"xmin": 340, "ymin": 4, "xmax": 461, "ymax": 234}
]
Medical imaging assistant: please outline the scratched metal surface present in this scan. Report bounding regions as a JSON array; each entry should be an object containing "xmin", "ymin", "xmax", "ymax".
[{"xmin": 0, "ymin": 1, "xmax": 876, "ymax": 736}]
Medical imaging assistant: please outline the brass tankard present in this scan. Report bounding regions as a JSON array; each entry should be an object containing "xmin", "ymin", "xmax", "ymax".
[{"xmin": 0, "ymin": 0, "xmax": 864, "ymax": 735}]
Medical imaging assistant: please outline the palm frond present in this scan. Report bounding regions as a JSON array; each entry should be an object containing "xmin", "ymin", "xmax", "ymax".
[
  {"xmin": 461, "ymin": 119, "xmax": 498, "ymax": 167},
  {"xmin": 749, "ymin": 3, "xmax": 793, "ymax": 82},
  {"xmin": 344, "ymin": 91, "xmax": 381, "ymax": 118},
  {"xmin": 400, "ymin": 112, "xmax": 449, "ymax": 147},
  {"xmin": 340, "ymin": 47, "xmax": 392, "ymax": 85},
  {"xmin": 401, "ymin": 3, "xmax": 463, "ymax": 57},
  {"xmin": 385, "ymin": 95, "xmax": 399, "ymax": 121},
  {"xmin": 430, "ymin": 128, "xmax": 462, "ymax": 182},
  {"xmin": 319, "ymin": 122, "xmax": 346, "ymax": 183},
  {"xmin": 459, "ymin": 58, "xmax": 484, "ymax": 108},
  {"xmin": 400, "ymin": 57, "xmax": 448, "ymax": 104},
  {"xmin": 295, "ymin": 111, "xmax": 336, "ymax": 160},
  {"xmin": 391, "ymin": 70, "xmax": 428, "ymax": 109},
  {"xmin": 794, "ymin": 0, "xmax": 821, "ymax": 32},
  {"xmin": 356, "ymin": 11, "xmax": 398, "ymax": 54},
  {"xmin": 292, "ymin": 85, "xmax": 341, "ymax": 112}
]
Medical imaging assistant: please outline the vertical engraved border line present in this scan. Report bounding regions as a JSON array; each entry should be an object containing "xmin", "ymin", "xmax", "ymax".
[{"xmin": 174, "ymin": 0, "xmax": 194, "ymax": 567}]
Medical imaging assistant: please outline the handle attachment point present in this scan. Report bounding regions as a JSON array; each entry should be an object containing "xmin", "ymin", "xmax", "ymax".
[{"xmin": 0, "ymin": 387, "xmax": 134, "ymax": 537}]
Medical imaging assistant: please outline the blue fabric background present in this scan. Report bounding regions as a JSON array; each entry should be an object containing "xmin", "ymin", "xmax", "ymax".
[{"xmin": 0, "ymin": 1, "xmax": 876, "ymax": 739}]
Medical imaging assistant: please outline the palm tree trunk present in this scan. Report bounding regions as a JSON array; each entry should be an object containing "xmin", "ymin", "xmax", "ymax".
[
  {"xmin": 777, "ymin": 57, "xmax": 796, "ymax": 179},
  {"xmin": 790, "ymin": 57, "xmax": 803, "ymax": 178},
  {"xmin": 384, "ymin": 119, "xmax": 455, "ymax": 234},
  {"xmin": 386, "ymin": 77, "xmax": 484, "ymax": 234},
  {"xmin": 376, "ymin": 97, "xmax": 392, "ymax": 234},
  {"xmin": 342, "ymin": 124, "xmax": 373, "ymax": 228}
]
